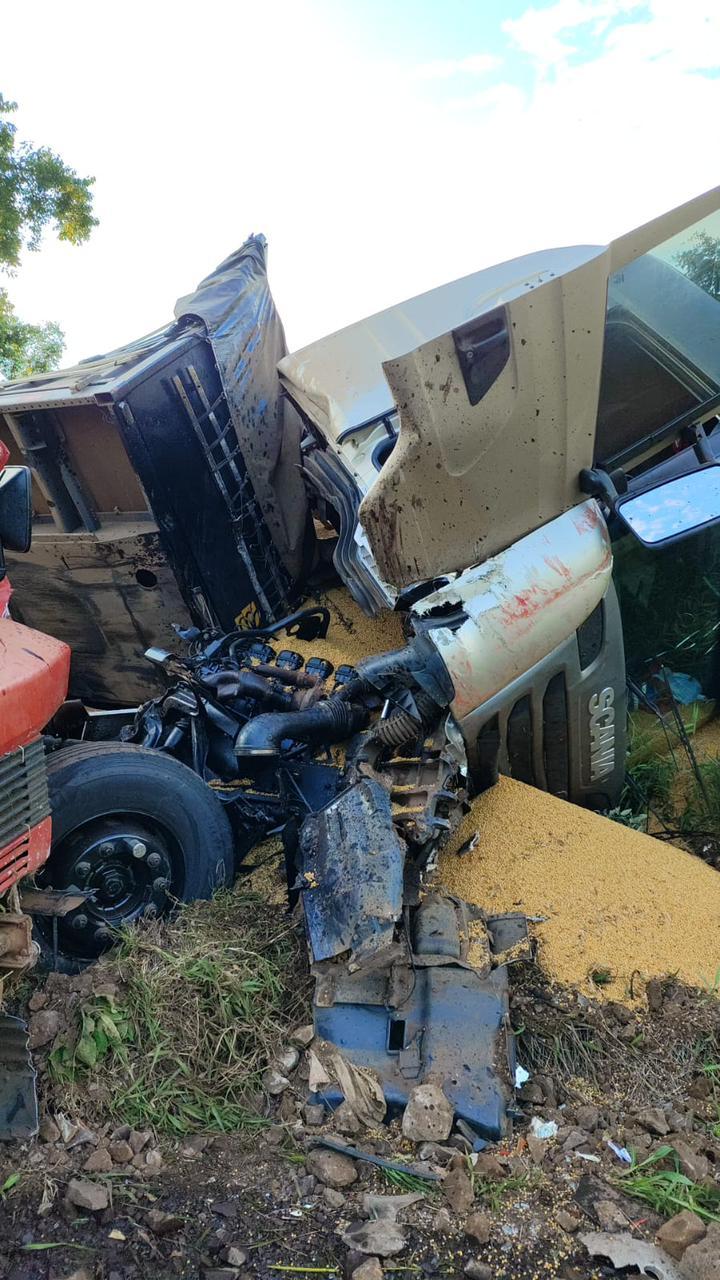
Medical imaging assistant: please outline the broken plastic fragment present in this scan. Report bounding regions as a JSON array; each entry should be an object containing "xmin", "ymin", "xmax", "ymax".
[
  {"xmin": 515, "ymin": 1065, "xmax": 530, "ymax": 1087},
  {"xmin": 529, "ymin": 1116, "xmax": 558, "ymax": 1140},
  {"xmin": 606, "ymin": 1139, "xmax": 632, "ymax": 1164}
]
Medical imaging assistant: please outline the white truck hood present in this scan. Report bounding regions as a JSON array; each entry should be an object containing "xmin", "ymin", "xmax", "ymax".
[{"xmin": 281, "ymin": 186, "xmax": 720, "ymax": 591}]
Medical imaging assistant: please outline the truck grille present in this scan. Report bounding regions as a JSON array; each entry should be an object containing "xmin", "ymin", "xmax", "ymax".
[{"xmin": 0, "ymin": 738, "xmax": 50, "ymax": 894}]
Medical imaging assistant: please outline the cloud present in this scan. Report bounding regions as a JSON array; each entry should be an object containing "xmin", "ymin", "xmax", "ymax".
[
  {"xmin": 503, "ymin": 0, "xmax": 645, "ymax": 69},
  {"xmin": 3, "ymin": 0, "xmax": 719, "ymax": 363},
  {"xmin": 411, "ymin": 52, "xmax": 501, "ymax": 80}
]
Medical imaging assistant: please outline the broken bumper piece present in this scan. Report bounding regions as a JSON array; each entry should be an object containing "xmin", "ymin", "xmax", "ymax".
[
  {"xmin": 0, "ymin": 1014, "xmax": 38, "ymax": 1141},
  {"xmin": 300, "ymin": 780, "xmax": 521, "ymax": 1141}
]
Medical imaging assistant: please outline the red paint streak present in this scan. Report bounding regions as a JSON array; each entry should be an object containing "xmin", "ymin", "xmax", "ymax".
[
  {"xmin": 572, "ymin": 503, "xmax": 603, "ymax": 535},
  {"xmin": 543, "ymin": 555, "xmax": 573, "ymax": 582}
]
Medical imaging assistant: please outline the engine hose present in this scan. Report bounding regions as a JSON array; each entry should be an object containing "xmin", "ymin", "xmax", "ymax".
[
  {"xmin": 235, "ymin": 693, "xmax": 369, "ymax": 758},
  {"xmin": 373, "ymin": 689, "xmax": 441, "ymax": 748}
]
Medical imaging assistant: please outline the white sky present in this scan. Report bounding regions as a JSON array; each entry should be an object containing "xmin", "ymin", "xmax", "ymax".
[{"xmin": 2, "ymin": 0, "xmax": 719, "ymax": 363}]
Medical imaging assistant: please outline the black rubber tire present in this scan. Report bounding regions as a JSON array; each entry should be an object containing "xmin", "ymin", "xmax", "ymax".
[{"xmin": 37, "ymin": 742, "xmax": 235, "ymax": 970}]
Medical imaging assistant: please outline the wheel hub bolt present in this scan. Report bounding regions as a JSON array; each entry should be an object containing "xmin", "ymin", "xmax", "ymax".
[
  {"xmin": 99, "ymin": 842, "xmax": 114, "ymax": 856},
  {"xmin": 144, "ymin": 903, "xmax": 158, "ymax": 919},
  {"xmin": 94, "ymin": 925, "xmax": 112, "ymax": 942},
  {"xmin": 147, "ymin": 851, "xmax": 162, "ymax": 871},
  {"xmin": 153, "ymin": 877, "xmax": 169, "ymax": 893},
  {"xmin": 131, "ymin": 841, "xmax": 147, "ymax": 860},
  {"xmin": 72, "ymin": 913, "xmax": 88, "ymax": 931},
  {"xmin": 75, "ymin": 861, "xmax": 91, "ymax": 879}
]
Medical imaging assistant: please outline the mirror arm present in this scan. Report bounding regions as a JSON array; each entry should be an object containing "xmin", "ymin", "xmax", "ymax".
[
  {"xmin": 579, "ymin": 466, "xmax": 627, "ymax": 513},
  {"xmin": 684, "ymin": 422, "xmax": 715, "ymax": 467}
]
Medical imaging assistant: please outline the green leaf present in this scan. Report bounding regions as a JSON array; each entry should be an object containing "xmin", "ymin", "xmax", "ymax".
[
  {"xmin": 1, "ymin": 1172, "xmax": 20, "ymax": 1195},
  {"xmin": 75, "ymin": 1035, "xmax": 98, "ymax": 1068}
]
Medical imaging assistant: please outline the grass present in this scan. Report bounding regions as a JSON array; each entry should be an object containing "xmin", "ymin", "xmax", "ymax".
[
  {"xmin": 472, "ymin": 1172, "xmax": 534, "ymax": 1213},
  {"xmin": 49, "ymin": 890, "xmax": 308, "ymax": 1136},
  {"xmin": 380, "ymin": 1168, "xmax": 434, "ymax": 1195},
  {"xmin": 614, "ymin": 1145, "xmax": 720, "ymax": 1223}
]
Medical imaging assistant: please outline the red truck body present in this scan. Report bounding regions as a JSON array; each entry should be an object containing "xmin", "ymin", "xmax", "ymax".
[{"xmin": 0, "ymin": 619, "xmax": 70, "ymax": 897}]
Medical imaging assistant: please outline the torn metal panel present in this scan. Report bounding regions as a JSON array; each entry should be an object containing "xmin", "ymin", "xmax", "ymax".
[
  {"xmin": 360, "ymin": 249, "xmax": 612, "ymax": 588},
  {"xmin": 300, "ymin": 778, "xmax": 405, "ymax": 966},
  {"xmin": 417, "ymin": 500, "xmax": 613, "ymax": 720},
  {"xmin": 314, "ymin": 957, "xmax": 514, "ymax": 1140},
  {"xmin": 0, "ymin": 1014, "xmax": 37, "ymax": 1141}
]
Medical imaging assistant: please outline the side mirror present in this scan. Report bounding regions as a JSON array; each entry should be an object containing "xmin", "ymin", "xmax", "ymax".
[
  {"xmin": 0, "ymin": 466, "xmax": 32, "ymax": 553},
  {"xmin": 616, "ymin": 464, "xmax": 720, "ymax": 547}
]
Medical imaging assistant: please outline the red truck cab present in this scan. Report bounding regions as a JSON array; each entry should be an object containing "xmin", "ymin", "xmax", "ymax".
[{"xmin": 0, "ymin": 440, "xmax": 70, "ymax": 950}]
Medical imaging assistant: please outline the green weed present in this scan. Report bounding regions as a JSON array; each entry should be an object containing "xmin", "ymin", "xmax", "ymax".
[
  {"xmin": 614, "ymin": 1145, "xmax": 720, "ymax": 1223},
  {"xmin": 48, "ymin": 890, "xmax": 307, "ymax": 1136}
]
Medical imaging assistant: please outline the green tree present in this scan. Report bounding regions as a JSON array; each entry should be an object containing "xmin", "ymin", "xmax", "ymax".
[
  {"xmin": 0, "ymin": 93, "xmax": 97, "ymax": 377},
  {"xmin": 675, "ymin": 231, "xmax": 720, "ymax": 300},
  {"xmin": 0, "ymin": 290, "xmax": 63, "ymax": 379}
]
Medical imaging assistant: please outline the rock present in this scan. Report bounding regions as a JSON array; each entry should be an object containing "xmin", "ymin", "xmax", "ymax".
[
  {"xmin": 526, "ymin": 1135, "xmax": 546, "ymax": 1166},
  {"xmin": 518, "ymin": 1081, "xmax": 544, "ymax": 1105},
  {"xmin": 38, "ymin": 1115, "xmax": 60, "ymax": 1143},
  {"xmin": 646, "ymin": 978, "xmax": 664, "ymax": 1012},
  {"xmin": 417, "ymin": 1142, "xmax": 456, "ymax": 1165},
  {"xmin": 291, "ymin": 1023, "xmax": 315, "ymax": 1048},
  {"xmin": 473, "ymin": 1153, "xmax": 505, "ymax": 1180},
  {"xmin": 144, "ymin": 1148, "xmax": 164, "ymax": 1171},
  {"xmin": 534, "ymin": 1075, "xmax": 558, "ymax": 1108},
  {"xmin": 213, "ymin": 1201, "xmax": 239, "ymax": 1219},
  {"xmin": 304, "ymin": 1103, "xmax": 326, "ymax": 1126},
  {"xmin": 66, "ymin": 1179, "xmax": 110, "ymax": 1213},
  {"xmin": 298, "ymin": 1175, "xmax": 316, "ymax": 1197},
  {"xmin": 442, "ymin": 1168, "xmax": 474, "ymax": 1215},
  {"xmin": 351, "ymin": 1258, "xmax": 383, "ymax": 1280},
  {"xmin": 108, "ymin": 1140, "xmax": 134, "ymax": 1164},
  {"xmin": 556, "ymin": 1209, "xmax": 580, "ymax": 1233},
  {"xmin": 277, "ymin": 1046, "xmax": 300, "ymax": 1074},
  {"xmin": 263, "ymin": 1067, "xmax": 290, "ymax": 1096},
  {"xmin": 334, "ymin": 1101, "xmax": 362, "ymax": 1136},
  {"xmin": 670, "ymin": 1140, "xmax": 709, "ymax": 1183},
  {"xmin": 575, "ymin": 1105, "xmax": 600, "ymax": 1131},
  {"xmin": 323, "ymin": 1187, "xmax": 347, "ymax": 1210},
  {"xmin": 82, "ymin": 1147, "xmax": 113, "ymax": 1173},
  {"xmin": 464, "ymin": 1264, "xmax": 492, "ymax": 1280},
  {"xmin": 465, "ymin": 1211, "xmax": 491, "ymax": 1245},
  {"xmin": 594, "ymin": 1199, "xmax": 628, "ymax": 1232},
  {"xmin": 432, "ymin": 1207, "xmax": 453, "ymax": 1234},
  {"xmin": 306, "ymin": 1148, "xmax": 358, "ymax": 1189},
  {"xmin": 679, "ymin": 1222, "xmax": 720, "ymax": 1279},
  {"xmin": 401, "ymin": 1084, "xmax": 453, "ymax": 1143},
  {"xmin": 129, "ymin": 1129, "xmax": 152, "ymax": 1155},
  {"xmin": 110, "ymin": 1124, "xmax": 131, "ymax": 1141},
  {"xmin": 362, "ymin": 1192, "xmax": 423, "ymax": 1221},
  {"xmin": 147, "ymin": 1208, "xmax": 185, "ymax": 1235},
  {"xmin": 28, "ymin": 991, "xmax": 49, "ymax": 1011},
  {"xmin": 655, "ymin": 1209, "xmax": 707, "ymax": 1260},
  {"xmin": 225, "ymin": 1247, "xmax": 248, "ymax": 1267},
  {"xmin": 563, "ymin": 1129, "xmax": 590, "ymax": 1152},
  {"xmin": 203, "ymin": 1271, "xmax": 241, "ymax": 1280},
  {"xmin": 28, "ymin": 1009, "xmax": 60, "ymax": 1049},
  {"xmin": 637, "ymin": 1107, "xmax": 670, "ymax": 1136},
  {"xmin": 341, "ymin": 1219, "xmax": 406, "ymax": 1258}
]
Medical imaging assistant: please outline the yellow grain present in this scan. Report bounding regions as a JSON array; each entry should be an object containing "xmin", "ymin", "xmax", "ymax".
[{"xmin": 439, "ymin": 775, "xmax": 720, "ymax": 1002}]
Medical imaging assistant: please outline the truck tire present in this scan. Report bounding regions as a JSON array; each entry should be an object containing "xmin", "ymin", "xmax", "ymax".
[{"xmin": 36, "ymin": 742, "xmax": 235, "ymax": 970}]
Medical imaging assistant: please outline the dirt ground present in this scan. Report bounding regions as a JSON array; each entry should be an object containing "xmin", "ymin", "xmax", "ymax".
[
  {"xmin": 2, "ymin": 590, "xmax": 720, "ymax": 1280},
  {"xmin": 1, "ymin": 874, "xmax": 719, "ymax": 1280}
]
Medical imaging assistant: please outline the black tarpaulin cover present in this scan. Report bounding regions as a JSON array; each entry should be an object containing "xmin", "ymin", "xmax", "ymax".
[{"xmin": 175, "ymin": 235, "xmax": 308, "ymax": 580}]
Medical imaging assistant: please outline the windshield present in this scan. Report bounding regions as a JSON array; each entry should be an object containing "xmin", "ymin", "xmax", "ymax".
[{"xmin": 596, "ymin": 209, "xmax": 720, "ymax": 467}]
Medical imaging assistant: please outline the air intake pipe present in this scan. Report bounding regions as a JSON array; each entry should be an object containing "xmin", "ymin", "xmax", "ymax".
[{"xmin": 235, "ymin": 692, "xmax": 368, "ymax": 758}]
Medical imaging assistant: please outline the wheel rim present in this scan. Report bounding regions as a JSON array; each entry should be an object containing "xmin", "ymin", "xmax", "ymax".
[{"xmin": 37, "ymin": 815, "xmax": 180, "ymax": 958}]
